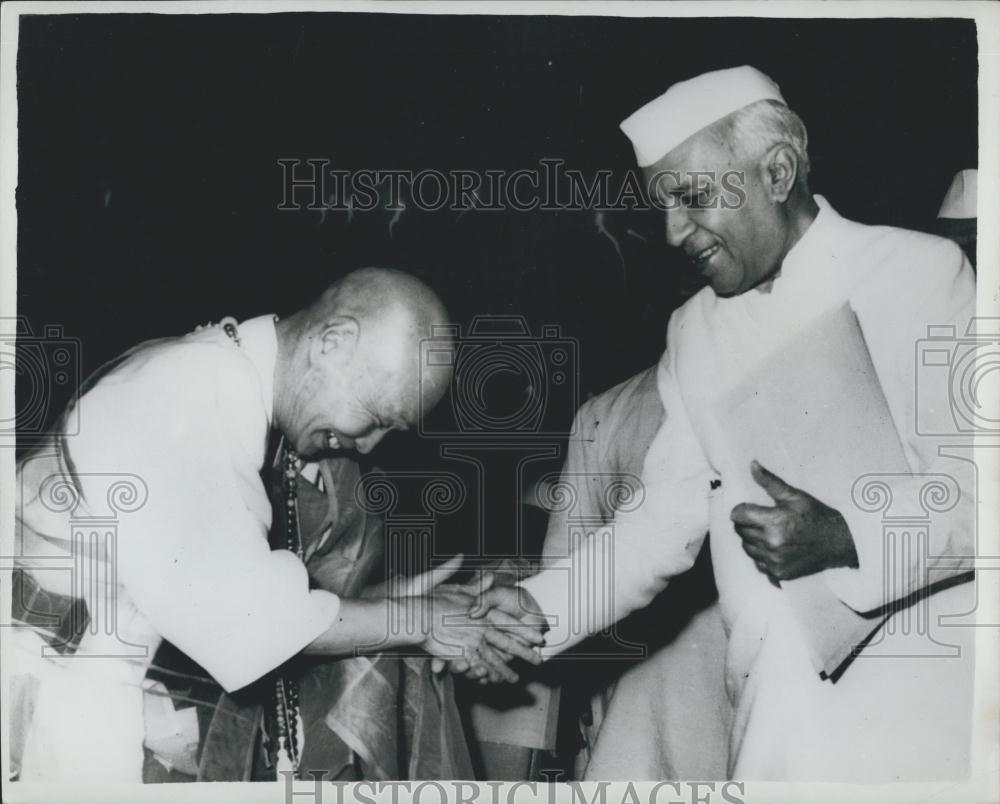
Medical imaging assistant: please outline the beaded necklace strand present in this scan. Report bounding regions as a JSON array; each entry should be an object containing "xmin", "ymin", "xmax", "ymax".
[
  {"xmin": 273, "ymin": 444, "xmax": 304, "ymax": 776},
  {"xmin": 218, "ymin": 316, "xmax": 302, "ymax": 778}
]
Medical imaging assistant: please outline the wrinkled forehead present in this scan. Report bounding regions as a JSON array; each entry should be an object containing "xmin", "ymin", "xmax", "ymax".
[{"xmin": 641, "ymin": 130, "xmax": 737, "ymax": 194}]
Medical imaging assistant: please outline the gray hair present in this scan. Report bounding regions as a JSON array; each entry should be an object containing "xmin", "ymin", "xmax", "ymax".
[{"xmin": 718, "ymin": 99, "xmax": 811, "ymax": 182}]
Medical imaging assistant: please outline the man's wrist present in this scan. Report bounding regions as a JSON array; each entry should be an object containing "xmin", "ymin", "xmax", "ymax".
[{"xmin": 388, "ymin": 596, "xmax": 430, "ymax": 648}]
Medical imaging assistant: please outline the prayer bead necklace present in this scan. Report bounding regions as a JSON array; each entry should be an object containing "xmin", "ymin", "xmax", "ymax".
[
  {"xmin": 217, "ymin": 315, "xmax": 302, "ymax": 778},
  {"xmin": 273, "ymin": 444, "xmax": 304, "ymax": 777}
]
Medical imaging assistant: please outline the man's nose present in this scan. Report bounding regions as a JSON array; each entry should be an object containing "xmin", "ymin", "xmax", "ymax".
[
  {"xmin": 665, "ymin": 207, "xmax": 695, "ymax": 248},
  {"xmin": 355, "ymin": 428, "xmax": 390, "ymax": 454}
]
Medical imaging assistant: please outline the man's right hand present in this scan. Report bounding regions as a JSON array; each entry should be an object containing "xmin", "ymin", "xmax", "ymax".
[
  {"xmin": 470, "ymin": 585, "xmax": 547, "ymax": 630},
  {"xmin": 307, "ymin": 556, "xmax": 542, "ymax": 678},
  {"xmin": 420, "ymin": 589, "xmax": 544, "ymax": 683},
  {"xmin": 432, "ymin": 585, "xmax": 548, "ymax": 683}
]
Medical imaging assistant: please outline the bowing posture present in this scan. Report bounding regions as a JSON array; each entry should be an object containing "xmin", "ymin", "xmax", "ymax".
[{"xmin": 12, "ymin": 267, "xmax": 541, "ymax": 782}]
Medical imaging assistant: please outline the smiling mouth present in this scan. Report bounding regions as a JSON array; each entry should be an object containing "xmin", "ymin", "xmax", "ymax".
[{"xmin": 690, "ymin": 244, "xmax": 721, "ymax": 266}]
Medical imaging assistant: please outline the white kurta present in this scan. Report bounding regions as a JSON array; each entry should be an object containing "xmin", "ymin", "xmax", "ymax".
[
  {"xmin": 538, "ymin": 366, "xmax": 731, "ymax": 781},
  {"xmin": 522, "ymin": 197, "xmax": 977, "ymax": 781},
  {"xmin": 13, "ymin": 316, "xmax": 341, "ymax": 781}
]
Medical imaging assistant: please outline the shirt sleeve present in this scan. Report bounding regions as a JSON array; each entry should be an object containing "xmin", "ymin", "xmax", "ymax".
[
  {"xmin": 521, "ymin": 334, "xmax": 713, "ymax": 656},
  {"xmin": 68, "ymin": 345, "xmax": 341, "ymax": 691},
  {"xmin": 823, "ymin": 236, "xmax": 978, "ymax": 613},
  {"xmin": 539, "ymin": 399, "xmax": 607, "ymax": 567}
]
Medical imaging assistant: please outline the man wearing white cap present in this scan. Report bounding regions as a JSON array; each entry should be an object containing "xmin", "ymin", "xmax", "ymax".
[{"xmin": 476, "ymin": 66, "xmax": 977, "ymax": 781}]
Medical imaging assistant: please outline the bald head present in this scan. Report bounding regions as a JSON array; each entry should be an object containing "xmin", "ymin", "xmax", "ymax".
[
  {"xmin": 306, "ymin": 267, "xmax": 448, "ymax": 338},
  {"xmin": 274, "ymin": 267, "xmax": 453, "ymax": 457}
]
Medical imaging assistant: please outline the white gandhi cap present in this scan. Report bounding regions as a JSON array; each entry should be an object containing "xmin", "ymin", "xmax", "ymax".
[
  {"xmin": 937, "ymin": 169, "xmax": 977, "ymax": 219},
  {"xmin": 620, "ymin": 65, "xmax": 786, "ymax": 167}
]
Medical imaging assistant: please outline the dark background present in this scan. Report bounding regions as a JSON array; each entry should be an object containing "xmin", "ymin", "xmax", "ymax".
[{"xmin": 16, "ymin": 13, "xmax": 978, "ymax": 558}]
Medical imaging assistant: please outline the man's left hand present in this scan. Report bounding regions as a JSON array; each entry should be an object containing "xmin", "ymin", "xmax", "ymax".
[
  {"xmin": 731, "ymin": 461, "xmax": 859, "ymax": 585},
  {"xmin": 430, "ymin": 583, "xmax": 547, "ymax": 682}
]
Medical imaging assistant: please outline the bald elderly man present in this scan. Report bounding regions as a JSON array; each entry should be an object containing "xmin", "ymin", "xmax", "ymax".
[
  {"xmin": 478, "ymin": 67, "xmax": 977, "ymax": 781},
  {"xmin": 12, "ymin": 267, "xmax": 542, "ymax": 782}
]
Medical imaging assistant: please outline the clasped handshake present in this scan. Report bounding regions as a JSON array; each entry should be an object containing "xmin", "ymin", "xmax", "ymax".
[{"xmin": 363, "ymin": 554, "xmax": 548, "ymax": 684}]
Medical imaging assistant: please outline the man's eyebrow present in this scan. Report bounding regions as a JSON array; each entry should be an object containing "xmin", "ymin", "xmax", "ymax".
[
  {"xmin": 673, "ymin": 177, "xmax": 718, "ymax": 198},
  {"xmin": 666, "ymin": 178, "xmax": 694, "ymax": 194}
]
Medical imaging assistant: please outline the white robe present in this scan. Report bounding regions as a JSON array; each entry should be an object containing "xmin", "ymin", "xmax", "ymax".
[
  {"xmin": 522, "ymin": 197, "xmax": 977, "ymax": 781},
  {"xmin": 466, "ymin": 369, "xmax": 731, "ymax": 777},
  {"xmin": 551, "ymin": 368, "xmax": 730, "ymax": 781},
  {"xmin": 543, "ymin": 366, "xmax": 732, "ymax": 781},
  {"xmin": 12, "ymin": 315, "xmax": 341, "ymax": 781}
]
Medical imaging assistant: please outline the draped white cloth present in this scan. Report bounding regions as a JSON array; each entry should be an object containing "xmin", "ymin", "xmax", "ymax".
[
  {"xmin": 546, "ymin": 367, "xmax": 731, "ymax": 781},
  {"xmin": 13, "ymin": 316, "xmax": 341, "ymax": 781},
  {"xmin": 522, "ymin": 197, "xmax": 977, "ymax": 781}
]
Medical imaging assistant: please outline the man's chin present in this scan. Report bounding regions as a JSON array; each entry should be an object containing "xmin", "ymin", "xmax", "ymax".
[
  {"xmin": 701, "ymin": 261, "xmax": 742, "ymax": 298},
  {"xmin": 709, "ymin": 278, "xmax": 742, "ymax": 298}
]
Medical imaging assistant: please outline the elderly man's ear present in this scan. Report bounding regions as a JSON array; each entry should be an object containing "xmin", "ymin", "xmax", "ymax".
[
  {"xmin": 764, "ymin": 144, "xmax": 799, "ymax": 203},
  {"xmin": 311, "ymin": 316, "xmax": 361, "ymax": 367}
]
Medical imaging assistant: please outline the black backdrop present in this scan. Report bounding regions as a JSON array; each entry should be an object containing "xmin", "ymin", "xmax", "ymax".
[{"xmin": 16, "ymin": 13, "xmax": 978, "ymax": 558}]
